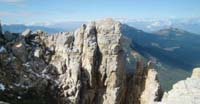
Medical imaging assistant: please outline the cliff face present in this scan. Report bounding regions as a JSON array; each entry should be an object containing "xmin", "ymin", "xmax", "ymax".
[
  {"xmin": 44, "ymin": 19, "xmax": 126, "ymax": 104},
  {"xmin": 0, "ymin": 19, "xmax": 128, "ymax": 104},
  {"xmin": 140, "ymin": 68, "xmax": 163, "ymax": 104},
  {"xmin": 0, "ymin": 19, "xmax": 199, "ymax": 104}
]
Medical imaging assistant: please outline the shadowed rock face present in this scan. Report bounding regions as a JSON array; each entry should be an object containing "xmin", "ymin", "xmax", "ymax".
[
  {"xmin": 0, "ymin": 21, "xmax": 2, "ymax": 35},
  {"xmin": 124, "ymin": 61, "xmax": 163, "ymax": 104},
  {"xmin": 0, "ymin": 21, "xmax": 4, "ymax": 44},
  {"xmin": 0, "ymin": 19, "xmax": 199, "ymax": 104}
]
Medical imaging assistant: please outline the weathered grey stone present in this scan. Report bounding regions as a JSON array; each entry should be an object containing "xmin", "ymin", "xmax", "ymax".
[
  {"xmin": 140, "ymin": 69, "xmax": 163, "ymax": 104},
  {"xmin": 22, "ymin": 29, "xmax": 32, "ymax": 37},
  {"xmin": 34, "ymin": 48, "xmax": 43, "ymax": 58},
  {"xmin": 1, "ymin": 18, "xmax": 199, "ymax": 104},
  {"xmin": 191, "ymin": 67, "xmax": 200, "ymax": 79},
  {"xmin": 159, "ymin": 68, "xmax": 200, "ymax": 104}
]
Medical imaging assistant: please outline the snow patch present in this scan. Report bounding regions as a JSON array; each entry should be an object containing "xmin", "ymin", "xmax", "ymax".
[
  {"xmin": 17, "ymin": 96, "xmax": 22, "ymax": 99},
  {"xmin": 0, "ymin": 46, "xmax": 6, "ymax": 53},
  {"xmin": 163, "ymin": 46, "xmax": 180, "ymax": 51},
  {"xmin": 0, "ymin": 83, "xmax": 5, "ymax": 91}
]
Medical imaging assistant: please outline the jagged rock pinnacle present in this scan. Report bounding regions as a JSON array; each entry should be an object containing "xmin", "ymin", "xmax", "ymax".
[{"xmin": 0, "ymin": 19, "xmax": 199, "ymax": 104}]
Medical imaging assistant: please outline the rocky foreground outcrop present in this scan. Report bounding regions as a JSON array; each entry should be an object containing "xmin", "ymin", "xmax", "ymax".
[
  {"xmin": 0, "ymin": 19, "xmax": 133, "ymax": 104},
  {"xmin": 0, "ymin": 19, "xmax": 200, "ymax": 104},
  {"xmin": 158, "ymin": 68, "xmax": 200, "ymax": 104}
]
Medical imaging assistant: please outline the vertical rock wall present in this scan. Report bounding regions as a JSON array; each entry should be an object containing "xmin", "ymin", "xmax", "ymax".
[{"xmin": 43, "ymin": 19, "xmax": 126, "ymax": 104}]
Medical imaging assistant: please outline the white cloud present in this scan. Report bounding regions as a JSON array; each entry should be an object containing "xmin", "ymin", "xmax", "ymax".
[
  {"xmin": 151, "ymin": 21, "xmax": 161, "ymax": 27},
  {"xmin": 27, "ymin": 21, "xmax": 54, "ymax": 26},
  {"xmin": 0, "ymin": 0, "xmax": 25, "ymax": 3},
  {"xmin": 147, "ymin": 20, "xmax": 172, "ymax": 29}
]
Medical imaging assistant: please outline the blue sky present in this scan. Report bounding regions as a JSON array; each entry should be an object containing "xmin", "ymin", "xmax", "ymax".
[{"xmin": 0, "ymin": 0, "xmax": 200, "ymax": 24}]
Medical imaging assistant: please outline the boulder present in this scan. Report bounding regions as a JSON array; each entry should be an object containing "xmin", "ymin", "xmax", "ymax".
[
  {"xmin": 160, "ymin": 68, "xmax": 200, "ymax": 104},
  {"xmin": 34, "ymin": 48, "xmax": 43, "ymax": 58},
  {"xmin": 21, "ymin": 29, "xmax": 32, "ymax": 37}
]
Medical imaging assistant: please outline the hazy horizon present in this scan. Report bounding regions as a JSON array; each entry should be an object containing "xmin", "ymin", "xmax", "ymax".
[{"xmin": 0, "ymin": 0, "xmax": 200, "ymax": 24}]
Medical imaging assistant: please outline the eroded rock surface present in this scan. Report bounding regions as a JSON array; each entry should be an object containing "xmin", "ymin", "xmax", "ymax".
[
  {"xmin": 140, "ymin": 68, "xmax": 163, "ymax": 104},
  {"xmin": 124, "ymin": 61, "xmax": 163, "ymax": 104},
  {"xmin": 0, "ymin": 19, "xmax": 199, "ymax": 104},
  {"xmin": 0, "ymin": 19, "xmax": 126, "ymax": 104}
]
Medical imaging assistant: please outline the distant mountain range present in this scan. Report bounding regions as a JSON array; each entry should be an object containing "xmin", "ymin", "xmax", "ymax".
[
  {"xmin": 121, "ymin": 18, "xmax": 200, "ymax": 34},
  {"xmin": 2, "ymin": 18, "xmax": 200, "ymax": 35},
  {"xmin": 2, "ymin": 21, "xmax": 86, "ymax": 34},
  {"xmin": 123, "ymin": 25, "xmax": 200, "ymax": 71},
  {"xmin": 2, "ymin": 24, "xmax": 64, "ymax": 34},
  {"xmin": 121, "ymin": 24, "xmax": 200, "ymax": 90}
]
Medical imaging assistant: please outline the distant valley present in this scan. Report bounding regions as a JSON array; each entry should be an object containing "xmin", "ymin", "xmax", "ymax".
[{"xmin": 122, "ymin": 24, "xmax": 200, "ymax": 90}]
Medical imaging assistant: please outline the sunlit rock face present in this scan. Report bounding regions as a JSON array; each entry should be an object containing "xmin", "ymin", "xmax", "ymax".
[
  {"xmin": 0, "ymin": 19, "xmax": 199, "ymax": 104},
  {"xmin": 124, "ymin": 61, "xmax": 163, "ymax": 104},
  {"xmin": 158, "ymin": 67, "xmax": 200, "ymax": 104},
  {"xmin": 191, "ymin": 68, "xmax": 200, "ymax": 79},
  {"xmin": 140, "ymin": 68, "xmax": 163, "ymax": 104},
  {"xmin": 43, "ymin": 18, "xmax": 126, "ymax": 104},
  {"xmin": 0, "ymin": 19, "xmax": 127, "ymax": 104}
]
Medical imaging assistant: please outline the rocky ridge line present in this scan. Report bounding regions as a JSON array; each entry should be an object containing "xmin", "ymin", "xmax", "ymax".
[{"xmin": 0, "ymin": 19, "xmax": 200, "ymax": 104}]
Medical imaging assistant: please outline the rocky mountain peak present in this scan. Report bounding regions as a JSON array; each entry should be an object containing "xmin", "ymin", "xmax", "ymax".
[
  {"xmin": 0, "ymin": 19, "xmax": 127, "ymax": 104},
  {"xmin": 0, "ymin": 19, "xmax": 200, "ymax": 104},
  {"xmin": 154, "ymin": 27, "xmax": 190, "ymax": 36}
]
